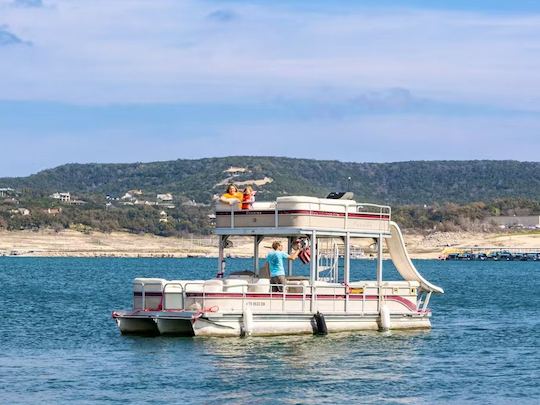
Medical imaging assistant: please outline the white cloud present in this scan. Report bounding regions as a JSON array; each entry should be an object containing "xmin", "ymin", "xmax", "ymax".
[{"xmin": 0, "ymin": 0, "xmax": 538, "ymax": 109}]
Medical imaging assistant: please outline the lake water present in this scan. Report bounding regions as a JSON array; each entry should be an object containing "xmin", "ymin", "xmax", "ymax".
[{"xmin": 0, "ymin": 257, "xmax": 538, "ymax": 404}]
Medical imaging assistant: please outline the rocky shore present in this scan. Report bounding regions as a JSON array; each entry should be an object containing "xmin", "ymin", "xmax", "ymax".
[{"xmin": 1, "ymin": 229, "xmax": 539, "ymax": 259}]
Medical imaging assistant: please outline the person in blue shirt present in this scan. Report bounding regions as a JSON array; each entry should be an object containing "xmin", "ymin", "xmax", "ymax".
[{"xmin": 266, "ymin": 241, "xmax": 300, "ymax": 292}]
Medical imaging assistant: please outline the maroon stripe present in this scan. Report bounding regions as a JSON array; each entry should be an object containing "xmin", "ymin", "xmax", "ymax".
[
  {"xmin": 184, "ymin": 292, "xmax": 417, "ymax": 311},
  {"xmin": 382, "ymin": 295, "xmax": 419, "ymax": 311},
  {"xmin": 216, "ymin": 210, "xmax": 274, "ymax": 216},
  {"xmin": 133, "ymin": 292, "xmax": 163, "ymax": 297},
  {"xmin": 216, "ymin": 209, "xmax": 389, "ymax": 220}
]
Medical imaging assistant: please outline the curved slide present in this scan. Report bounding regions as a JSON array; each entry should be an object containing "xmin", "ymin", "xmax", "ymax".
[{"xmin": 386, "ymin": 221, "xmax": 444, "ymax": 294}]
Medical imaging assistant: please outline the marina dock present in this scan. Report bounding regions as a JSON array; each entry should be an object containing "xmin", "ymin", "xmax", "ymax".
[{"xmin": 442, "ymin": 247, "xmax": 540, "ymax": 261}]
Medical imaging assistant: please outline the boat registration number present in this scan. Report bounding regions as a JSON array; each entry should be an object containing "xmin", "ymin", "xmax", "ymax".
[{"xmin": 246, "ymin": 301, "xmax": 266, "ymax": 307}]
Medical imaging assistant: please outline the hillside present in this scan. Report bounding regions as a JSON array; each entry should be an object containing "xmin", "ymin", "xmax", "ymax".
[{"xmin": 1, "ymin": 157, "xmax": 539, "ymax": 204}]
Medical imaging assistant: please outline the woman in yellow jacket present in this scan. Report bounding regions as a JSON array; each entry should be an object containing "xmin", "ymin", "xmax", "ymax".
[{"xmin": 219, "ymin": 184, "xmax": 243, "ymax": 206}]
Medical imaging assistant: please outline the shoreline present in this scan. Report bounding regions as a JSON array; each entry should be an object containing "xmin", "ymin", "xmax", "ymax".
[{"xmin": 1, "ymin": 229, "xmax": 539, "ymax": 259}]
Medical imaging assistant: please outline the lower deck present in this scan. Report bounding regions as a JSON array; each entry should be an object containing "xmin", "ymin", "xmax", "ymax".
[{"xmin": 113, "ymin": 277, "xmax": 432, "ymax": 337}]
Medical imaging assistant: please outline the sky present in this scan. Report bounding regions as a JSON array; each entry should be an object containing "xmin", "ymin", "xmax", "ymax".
[{"xmin": 0, "ymin": 0, "xmax": 539, "ymax": 177}]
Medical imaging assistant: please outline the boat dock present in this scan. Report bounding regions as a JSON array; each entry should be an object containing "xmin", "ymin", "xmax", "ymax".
[{"xmin": 442, "ymin": 247, "xmax": 540, "ymax": 261}]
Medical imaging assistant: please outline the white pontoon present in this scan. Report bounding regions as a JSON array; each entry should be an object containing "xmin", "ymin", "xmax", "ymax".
[{"xmin": 112, "ymin": 196, "xmax": 443, "ymax": 336}]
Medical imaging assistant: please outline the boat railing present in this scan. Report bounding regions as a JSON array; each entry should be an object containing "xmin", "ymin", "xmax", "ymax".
[
  {"xmin": 219, "ymin": 199, "xmax": 391, "ymax": 232},
  {"xmin": 160, "ymin": 281, "xmax": 421, "ymax": 315},
  {"xmin": 356, "ymin": 203, "xmax": 392, "ymax": 234},
  {"xmin": 133, "ymin": 281, "xmax": 164, "ymax": 310}
]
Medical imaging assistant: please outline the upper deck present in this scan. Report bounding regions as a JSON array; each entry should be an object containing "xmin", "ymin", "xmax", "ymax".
[{"xmin": 215, "ymin": 196, "xmax": 391, "ymax": 237}]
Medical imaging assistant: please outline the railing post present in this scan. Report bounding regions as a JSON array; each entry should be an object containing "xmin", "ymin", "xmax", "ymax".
[
  {"xmin": 302, "ymin": 285, "xmax": 306, "ymax": 313},
  {"xmin": 141, "ymin": 284, "xmax": 146, "ymax": 310},
  {"xmin": 362, "ymin": 286, "xmax": 365, "ymax": 316},
  {"xmin": 162, "ymin": 284, "xmax": 167, "ymax": 310}
]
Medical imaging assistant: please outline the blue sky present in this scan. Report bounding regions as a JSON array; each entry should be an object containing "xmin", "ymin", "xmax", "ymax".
[{"xmin": 0, "ymin": 0, "xmax": 539, "ymax": 176}]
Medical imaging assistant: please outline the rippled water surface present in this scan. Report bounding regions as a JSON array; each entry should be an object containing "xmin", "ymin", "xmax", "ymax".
[{"xmin": 0, "ymin": 257, "xmax": 538, "ymax": 404}]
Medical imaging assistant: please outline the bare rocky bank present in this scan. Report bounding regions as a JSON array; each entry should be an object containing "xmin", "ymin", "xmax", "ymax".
[{"xmin": 1, "ymin": 229, "xmax": 539, "ymax": 259}]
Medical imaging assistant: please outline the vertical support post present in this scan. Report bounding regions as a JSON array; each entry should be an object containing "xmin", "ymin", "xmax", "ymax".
[
  {"xmin": 254, "ymin": 235, "xmax": 264, "ymax": 275},
  {"xmin": 287, "ymin": 236, "xmax": 293, "ymax": 276},
  {"xmin": 217, "ymin": 235, "xmax": 226, "ymax": 278},
  {"xmin": 254, "ymin": 235, "xmax": 259, "ymax": 275},
  {"xmin": 344, "ymin": 232, "xmax": 350, "ymax": 312},
  {"xmin": 311, "ymin": 231, "xmax": 318, "ymax": 282},
  {"xmin": 376, "ymin": 233, "xmax": 383, "ymax": 310},
  {"xmin": 309, "ymin": 230, "xmax": 317, "ymax": 312}
]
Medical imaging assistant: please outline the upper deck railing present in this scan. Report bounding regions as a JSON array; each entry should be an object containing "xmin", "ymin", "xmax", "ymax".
[{"xmin": 215, "ymin": 196, "xmax": 391, "ymax": 235}]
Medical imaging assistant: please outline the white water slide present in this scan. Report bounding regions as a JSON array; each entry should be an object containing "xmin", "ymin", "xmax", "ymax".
[{"xmin": 386, "ymin": 221, "xmax": 444, "ymax": 294}]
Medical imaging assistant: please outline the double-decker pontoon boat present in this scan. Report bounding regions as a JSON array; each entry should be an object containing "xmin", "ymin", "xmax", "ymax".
[{"xmin": 112, "ymin": 195, "xmax": 443, "ymax": 337}]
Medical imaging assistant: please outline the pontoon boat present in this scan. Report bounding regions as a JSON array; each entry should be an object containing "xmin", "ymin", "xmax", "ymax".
[{"xmin": 112, "ymin": 195, "xmax": 443, "ymax": 337}]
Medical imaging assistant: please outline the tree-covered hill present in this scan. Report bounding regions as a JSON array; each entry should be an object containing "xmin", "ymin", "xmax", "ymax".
[{"xmin": 1, "ymin": 157, "xmax": 539, "ymax": 204}]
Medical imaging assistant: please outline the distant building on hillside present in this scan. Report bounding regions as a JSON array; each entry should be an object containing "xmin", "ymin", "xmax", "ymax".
[
  {"xmin": 223, "ymin": 166, "xmax": 248, "ymax": 176},
  {"xmin": 0, "ymin": 187, "xmax": 15, "ymax": 197},
  {"xmin": 43, "ymin": 208, "xmax": 62, "ymax": 215},
  {"xmin": 157, "ymin": 193, "xmax": 173, "ymax": 201},
  {"xmin": 182, "ymin": 199, "xmax": 208, "ymax": 207},
  {"xmin": 487, "ymin": 215, "xmax": 540, "ymax": 229},
  {"xmin": 159, "ymin": 210, "xmax": 168, "ymax": 223},
  {"xmin": 121, "ymin": 190, "xmax": 143, "ymax": 200},
  {"xmin": 10, "ymin": 208, "xmax": 30, "ymax": 216},
  {"xmin": 50, "ymin": 192, "xmax": 71, "ymax": 202}
]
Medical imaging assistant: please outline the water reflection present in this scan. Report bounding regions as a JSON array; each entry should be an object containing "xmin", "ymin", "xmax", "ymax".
[{"xmin": 183, "ymin": 330, "xmax": 430, "ymax": 403}]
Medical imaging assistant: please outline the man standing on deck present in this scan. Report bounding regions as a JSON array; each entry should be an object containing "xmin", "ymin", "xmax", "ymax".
[{"xmin": 267, "ymin": 241, "xmax": 299, "ymax": 292}]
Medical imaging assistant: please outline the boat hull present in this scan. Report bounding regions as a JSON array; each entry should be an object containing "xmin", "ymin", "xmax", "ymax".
[
  {"xmin": 115, "ymin": 311, "xmax": 431, "ymax": 337},
  {"xmin": 192, "ymin": 313, "xmax": 431, "ymax": 337},
  {"xmin": 155, "ymin": 316, "xmax": 195, "ymax": 336},
  {"xmin": 112, "ymin": 311, "xmax": 160, "ymax": 336}
]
